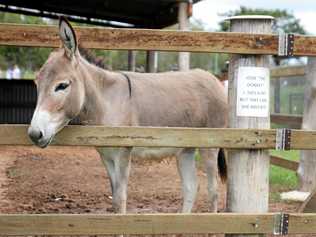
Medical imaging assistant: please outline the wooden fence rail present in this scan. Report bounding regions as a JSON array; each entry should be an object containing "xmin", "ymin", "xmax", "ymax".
[
  {"xmin": 1, "ymin": 23, "xmax": 316, "ymax": 56},
  {"xmin": 0, "ymin": 213, "xmax": 314, "ymax": 235},
  {"xmin": 1, "ymin": 124, "xmax": 316, "ymax": 150},
  {"xmin": 271, "ymin": 65, "xmax": 306, "ymax": 78},
  {"xmin": 271, "ymin": 113, "xmax": 303, "ymax": 128},
  {"xmin": 270, "ymin": 155, "xmax": 299, "ymax": 171}
]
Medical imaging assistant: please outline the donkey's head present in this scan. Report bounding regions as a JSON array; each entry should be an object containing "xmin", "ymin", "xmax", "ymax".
[{"xmin": 28, "ymin": 18, "xmax": 85, "ymax": 148}]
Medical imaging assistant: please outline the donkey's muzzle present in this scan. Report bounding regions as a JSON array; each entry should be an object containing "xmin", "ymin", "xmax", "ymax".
[{"xmin": 28, "ymin": 127, "xmax": 44, "ymax": 146}]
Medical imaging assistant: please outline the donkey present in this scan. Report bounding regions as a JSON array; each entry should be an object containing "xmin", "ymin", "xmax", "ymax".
[{"xmin": 28, "ymin": 18, "xmax": 228, "ymax": 214}]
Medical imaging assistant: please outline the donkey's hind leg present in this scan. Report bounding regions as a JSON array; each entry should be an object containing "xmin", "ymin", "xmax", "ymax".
[
  {"xmin": 176, "ymin": 148, "xmax": 198, "ymax": 213},
  {"xmin": 199, "ymin": 148, "xmax": 219, "ymax": 212}
]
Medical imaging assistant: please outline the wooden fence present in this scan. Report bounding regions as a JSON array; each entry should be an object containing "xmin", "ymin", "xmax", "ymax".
[
  {"xmin": 271, "ymin": 113, "xmax": 302, "ymax": 128},
  {"xmin": 0, "ymin": 22, "xmax": 316, "ymax": 235},
  {"xmin": 271, "ymin": 65, "xmax": 306, "ymax": 78},
  {"xmin": 0, "ymin": 23, "xmax": 316, "ymax": 56},
  {"xmin": 0, "ymin": 213, "xmax": 314, "ymax": 235},
  {"xmin": 1, "ymin": 124, "xmax": 316, "ymax": 150},
  {"xmin": 270, "ymin": 155, "xmax": 299, "ymax": 171},
  {"xmin": 270, "ymin": 66, "xmax": 306, "ymax": 117}
]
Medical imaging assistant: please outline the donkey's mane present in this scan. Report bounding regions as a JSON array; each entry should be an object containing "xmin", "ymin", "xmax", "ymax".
[
  {"xmin": 78, "ymin": 45, "xmax": 110, "ymax": 70},
  {"xmin": 78, "ymin": 45, "xmax": 132, "ymax": 98}
]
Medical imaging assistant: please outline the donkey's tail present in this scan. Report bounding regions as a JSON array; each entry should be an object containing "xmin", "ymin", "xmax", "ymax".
[{"xmin": 218, "ymin": 148, "xmax": 227, "ymax": 183}]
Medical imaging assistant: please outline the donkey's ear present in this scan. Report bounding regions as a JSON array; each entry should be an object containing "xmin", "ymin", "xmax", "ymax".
[{"xmin": 59, "ymin": 17, "xmax": 77, "ymax": 58}]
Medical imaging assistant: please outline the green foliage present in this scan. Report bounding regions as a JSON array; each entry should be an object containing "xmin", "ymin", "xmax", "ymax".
[
  {"xmin": 269, "ymin": 150, "xmax": 299, "ymax": 202},
  {"xmin": 157, "ymin": 18, "xmax": 229, "ymax": 73},
  {"xmin": 219, "ymin": 6, "xmax": 306, "ymax": 34},
  {"xmin": 0, "ymin": 12, "xmax": 52, "ymax": 72},
  {"xmin": 0, "ymin": 46, "xmax": 51, "ymax": 71},
  {"xmin": 270, "ymin": 79, "xmax": 305, "ymax": 115}
]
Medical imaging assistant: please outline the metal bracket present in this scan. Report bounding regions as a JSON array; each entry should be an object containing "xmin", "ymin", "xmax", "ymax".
[
  {"xmin": 278, "ymin": 33, "xmax": 295, "ymax": 56},
  {"xmin": 275, "ymin": 128, "xmax": 292, "ymax": 150},
  {"xmin": 274, "ymin": 213, "xmax": 289, "ymax": 235}
]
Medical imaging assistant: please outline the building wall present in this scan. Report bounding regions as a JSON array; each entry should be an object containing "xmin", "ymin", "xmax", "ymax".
[{"xmin": 0, "ymin": 80, "xmax": 36, "ymax": 124}]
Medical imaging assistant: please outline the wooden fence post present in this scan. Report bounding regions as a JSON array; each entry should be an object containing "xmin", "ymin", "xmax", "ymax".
[
  {"xmin": 274, "ymin": 79, "xmax": 281, "ymax": 113},
  {"xmin": 178, "ymin": 1, "xmax": 190, "ymax": 71},
  {"xmin": 226, "ymin": 15, "xmax": 273, "ymax": 236},
  {"xmin": 128, "ymin": 50, "xmax": 136, "ymax": 72},
  {"xmin": 298, "ymin": 57, "xmax": 316, "ymax": 192},
  {"xmin": 146, "ymin": 51, "xmax": 157, "ymax": 72}
]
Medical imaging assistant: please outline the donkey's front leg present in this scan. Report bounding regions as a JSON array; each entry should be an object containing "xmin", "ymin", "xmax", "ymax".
[
  {"xmin": 176, "ymin": 148, "xmax": 198, "ymax": 213},
  {"xmin": 97, "ymin": 147, "xmax": 131, "ymax": 213},
  {"xmin": 112, "ymin": 148, "xmax": 132, "ymax": 213}
]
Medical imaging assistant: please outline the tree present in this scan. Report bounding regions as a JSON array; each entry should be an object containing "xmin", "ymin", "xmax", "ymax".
[
  {"xmin": 218, "ymin": 7, "xmax": 307, "ymax": 112},
  {"xmin": 156, "ymin": 18, "xmax": 229, "ymax": 73},
  {"xmin": 219, "ymin": 6, "xmax": 306, "ymax": 34},
  {"xmin": 0, "ymin": 12, "xmax": 52, "ymax": 73}
]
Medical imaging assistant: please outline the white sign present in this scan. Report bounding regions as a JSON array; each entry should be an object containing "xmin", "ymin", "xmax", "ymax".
[{"xmin": 236, "ymin": 66, "xmax": 270, "ymax": 117}]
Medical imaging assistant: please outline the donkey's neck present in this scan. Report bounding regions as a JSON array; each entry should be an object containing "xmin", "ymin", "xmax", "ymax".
[{"xmin": 77, "ymin": 57, "xmax": 132, "ymax": 125}]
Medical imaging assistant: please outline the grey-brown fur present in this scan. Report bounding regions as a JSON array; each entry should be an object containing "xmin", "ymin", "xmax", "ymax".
[{"xmin": 28, "ymin": 18, "xmax": 228, "ymax": 214}]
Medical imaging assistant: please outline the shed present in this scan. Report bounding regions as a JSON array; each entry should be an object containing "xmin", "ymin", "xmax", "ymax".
[
  {"xmin": 0, "ymin": 0, "xmax": 199, "ymax": 28},
  {"xmin": 0, "ymin": 0, "xmax": 199, "ymax": 124}
]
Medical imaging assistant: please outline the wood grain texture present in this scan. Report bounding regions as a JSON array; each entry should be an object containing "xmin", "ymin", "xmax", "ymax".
[
  {"xmin": 0, "ymin": 125, "xmax": 276, "ymax": 148},
  {"xmin": 270, "ymin": 155, "xmax": 299, "ymax": 171},
  {"xmin": 297, "ymin": 57, "xmax": 316, "ymax": 191},
  {"xmin": 294, "ymin": 35, "xmax": 316, "ymax": 56},
  {"xmin": 226, "ymin": 18, "xmax": 272, "ymax": 237},
  {"xmin": 270, "ymin": 65, "xmax": 306, "ymax": 78},
  {"xmin": 0, "ymin": 23, "xmax": 279, "ymax": 54},
  {"xmin": 178, "ymin": 1, "xmax": 190, "ymax": 71},
  {"xmin": 299, "ymin": 190, "xmax": 316, "ymax": 213},
  {"xmin": 291, "ymin": 130, "xmax": 316, "ymax": 150},
  {"xmin": 0, "ymin": 213, "xmax": 314, "ymax": 235},
  {"xmin": 1, "ymin": 24, "xmax": 316, "ymax": 55},
  {"xmin": 0, "ymin": 23, "xmax": 315, "ymax": 55},
  {"xmin": 0, "ymin": 213, "xmax": 277, "ymax": 235},
  {"xmin": 1, "ymin": 125, "xmax": 316, "ymax": 149},
  {"xmin": 288, "ymin": 213, "xmax": 316, "ymax": 233},
  {"xmin": 270, "ymin": 113, "xmax": 302, "ymax": 128}
]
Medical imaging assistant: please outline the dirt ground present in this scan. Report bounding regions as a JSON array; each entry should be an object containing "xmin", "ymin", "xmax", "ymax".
[
  {"xmin": 0, "ymin": 145, "xmax": 305, "ymax": 235},
  {"xmin": 0, "ymin": 146, "xmax": 227, "ymax": 214}
]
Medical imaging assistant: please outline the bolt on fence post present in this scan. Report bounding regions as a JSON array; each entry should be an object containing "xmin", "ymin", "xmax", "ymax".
[{"xmin": 226, "ymin": 15, "xmax": 274, "ymax": 237}]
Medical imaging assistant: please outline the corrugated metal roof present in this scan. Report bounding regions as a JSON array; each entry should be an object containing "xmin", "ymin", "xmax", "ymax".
[{"xmin": 0, "ymin": 0, "xmax": 200, "ymax": 28}]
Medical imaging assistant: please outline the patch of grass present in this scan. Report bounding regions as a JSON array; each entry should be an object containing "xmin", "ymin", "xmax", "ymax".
[
  {"xmin": 196, "ymin": 149, "xmax": 300, "ymax": 203},
  {"xmin": 195, "ymin": 150, "xmax": 201, "ymax": 161},
  {"xmin": 6, "ymin": 167, "xmax": 20, "ymax": 178},
  {"xmin": 269, "ymin": 150, "xmax": 299, "ymax": 202}
]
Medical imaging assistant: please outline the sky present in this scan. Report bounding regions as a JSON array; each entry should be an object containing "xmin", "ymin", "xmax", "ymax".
[{"xmin": 193, "ymin": 0, "xmax": 316, "ymax": 34}]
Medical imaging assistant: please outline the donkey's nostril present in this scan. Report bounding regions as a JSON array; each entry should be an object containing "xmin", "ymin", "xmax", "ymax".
[
  {"xmin": 38, "ymin": 131, "xmax": 43, "ymax": 139},
  {"xmin": 28, "ymin": 127, "xmax": 44, "ymax": 143}
]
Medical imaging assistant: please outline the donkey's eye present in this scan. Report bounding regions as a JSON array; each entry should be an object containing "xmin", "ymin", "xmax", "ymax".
[{"xmin": 55, "ymin": 82, "xmax": 69, "ymax": 92}]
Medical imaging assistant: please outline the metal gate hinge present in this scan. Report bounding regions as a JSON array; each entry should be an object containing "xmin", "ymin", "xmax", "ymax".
[
  {"xmin": 274, "ymin": 213, "xmax": 289, "ymax": 235},
  {"xmin": 278, "ymin": 33, "xmax": 294, "ymax": 57},
  {"xmin": 276, "ymin": 128, "xmax": 292, "ymax": 150}
]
